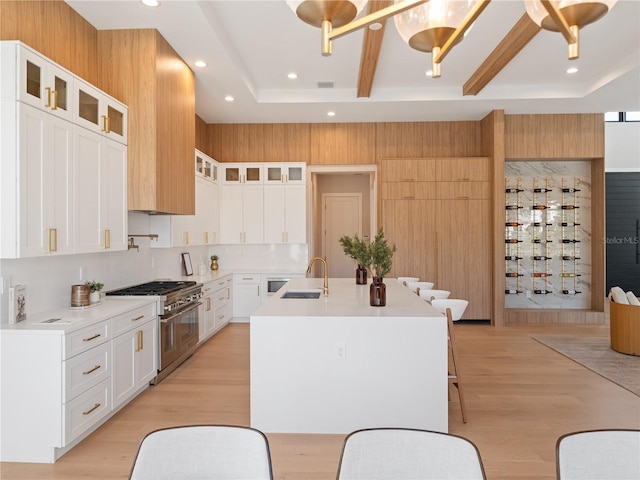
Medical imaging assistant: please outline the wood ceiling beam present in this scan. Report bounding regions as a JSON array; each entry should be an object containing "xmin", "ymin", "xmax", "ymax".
[
  {"xmin": 463, "ymin": 13, "xmax": 541, "ymax": 96},
  {"xmin": 357, "ymin": 0, "xmax": 393, "ymax": 98}
]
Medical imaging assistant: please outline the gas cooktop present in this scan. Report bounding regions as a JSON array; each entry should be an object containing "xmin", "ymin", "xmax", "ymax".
[{"xmin": 106, "ymin": 281, "xmax": 197, "ymax": 297}]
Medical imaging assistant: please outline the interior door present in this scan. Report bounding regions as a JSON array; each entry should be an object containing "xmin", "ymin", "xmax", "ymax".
[{"xmin": 322, "ymin": 193, "xmax": 362, "ymax": 278}]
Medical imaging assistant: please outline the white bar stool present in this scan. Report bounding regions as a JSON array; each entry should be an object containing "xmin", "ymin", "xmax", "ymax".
[
  {"xmin": 396, "ymin": 276, "xmax": 419, "ymax": 286},
  {"xmin": 406, "ymin": 281, "xmax": 435, "ymax": 295},
  {"xmin": 419, "ymin": 289, "xmax": 451, "ymax": 302}
]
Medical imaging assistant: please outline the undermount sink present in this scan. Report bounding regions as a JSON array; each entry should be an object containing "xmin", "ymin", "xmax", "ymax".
[{"xmin": 281, "ymin": 289, "xmax": 322, "ymax": 299}]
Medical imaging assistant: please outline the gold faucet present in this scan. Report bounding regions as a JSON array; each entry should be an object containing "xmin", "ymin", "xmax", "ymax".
[{"xmin": 306, "ymin": 256, "xmax": 329, "ymax": 297}]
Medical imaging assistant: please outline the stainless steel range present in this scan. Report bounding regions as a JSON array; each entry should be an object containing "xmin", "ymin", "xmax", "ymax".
[{"xmin": 106, "ymin": 280, "xmax": 202, "ymax": 384}]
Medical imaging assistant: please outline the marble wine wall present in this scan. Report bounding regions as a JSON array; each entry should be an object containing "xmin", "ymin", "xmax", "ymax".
[{"xmin": 505, "ymin": 161, "xmax": 592, "ymax": 309}]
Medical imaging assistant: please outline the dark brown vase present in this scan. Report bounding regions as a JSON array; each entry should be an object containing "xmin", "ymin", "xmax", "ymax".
[
  {"xmin": 356, "ymin": 266, "xmax": 367, "ymax": 285},
  {"xmin": 369, "ymin": 277, "xmax": 386, "ymax": 307}
]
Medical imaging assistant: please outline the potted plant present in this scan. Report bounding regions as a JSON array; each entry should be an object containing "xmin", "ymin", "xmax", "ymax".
[
  {"xmin": 210, "ymin": 255, "xmax": 219, "ymax": 271},
  {"xmin": 85, "ymin": 279, "xmax": 104, "ymax": 304},
  {"xmin": 339, "ymin": 234, "xmax": 371, "ymax": 284},
  {"xmin": 368, "ymin": 230, "xmax": 396, "ymax": 307}
]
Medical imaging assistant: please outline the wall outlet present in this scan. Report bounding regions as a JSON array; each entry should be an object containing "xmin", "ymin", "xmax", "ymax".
[
  {"xmin": 80, "ymin": 266, "xmax": 87, "ymax": 282},
  {"xmin": 526, "ymin": 290, "xmax": 532, "ymax": 298},
  {"xmin": 0, "ymin": 276, "xmax": 11, "ymax": 294},
  {"xmin": 335, "ymin": 342, "xmax": 346, "ymax": 360}
]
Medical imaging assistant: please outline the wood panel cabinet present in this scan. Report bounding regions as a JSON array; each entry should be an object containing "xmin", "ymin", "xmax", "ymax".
[
  {"xmin": 381, "ymin": 157, "xmax": 492, "ymax": 320},
  {"xmin": 97, "ymin": 29, "xmax": 195, "ymax": 214}
]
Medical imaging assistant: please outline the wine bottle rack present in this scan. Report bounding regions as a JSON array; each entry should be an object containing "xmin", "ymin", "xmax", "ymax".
[
  {"xmin": 561, "ymin": 178, "xmax": 581, "ymax": 295},
  {"xmin": 505, "ymin": 178, "xmax": 523, "ymax": 294},
  {"xmin": 504, "ymin": 171, "xmax": 588, "ymax": 304}
]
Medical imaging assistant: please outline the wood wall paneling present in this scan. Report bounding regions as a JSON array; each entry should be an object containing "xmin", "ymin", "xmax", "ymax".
[
  {"xmin": 0, "ymin": 0, "xmax": 99, "ymax": 85},
  {"xmin": 504, "ymin": 114, "xmax": 605, "ymax": 159},
  {"xmin": 309, "ymin": 123, "xmax": 376, "ymax": 165},
  {"xmin": 591, "ymin": 157, "xmax": 606, "ymax": 309},
  {"xmin": 195, "ymin": 115, "xmax": 211, "ymax": 157}
]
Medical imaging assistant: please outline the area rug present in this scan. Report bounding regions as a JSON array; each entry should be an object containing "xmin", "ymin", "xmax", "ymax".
[{"xmin": 533, "ymin": 336, "xmax": 640, "ymax": 397}]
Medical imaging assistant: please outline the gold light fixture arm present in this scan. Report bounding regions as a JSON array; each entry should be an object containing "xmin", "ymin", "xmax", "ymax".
[
  {"xmin": 321, "ymin": 0, "xmax": 429, "ymax": 55},
  {"xmin": 540, "ymin": 0, "xmax": 577, "ymax": 44},
  {"xmin": 433, "ymin": 0, "xmax": 492, "ymax": 64}
]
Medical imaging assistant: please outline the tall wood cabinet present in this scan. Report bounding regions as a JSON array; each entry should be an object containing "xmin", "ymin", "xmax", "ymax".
[
  {"xmin": 381, "ymin": 157, "xmax": 492, "ymax": 320},
  {"xmin": 97, "ymin": 29, "xmax": 195, "ymax": 214}
]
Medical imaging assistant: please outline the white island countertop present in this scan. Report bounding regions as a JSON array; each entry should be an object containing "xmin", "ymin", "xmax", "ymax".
[
  {"xmin": 254, "ymin": 277, "xmax": 444, "ymax": 317},
  {"xmin": 250, "ymin": 277, "xmax": 448, "ymax": 435}
]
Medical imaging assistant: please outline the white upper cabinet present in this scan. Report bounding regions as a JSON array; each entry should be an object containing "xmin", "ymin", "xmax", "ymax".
[
  {"xmin": 264, "ymin": 163, "xmax": 306, "ymax": 185},
  {"xmin": 74, "ymin": 79, "xmax": 127, "ymax": 145},
  {"xmin": 15, "ymin": 45, "xmax": 74, "ymax": 122},
  {"xmin": 221, "ymin": 163, "xmax": 263, "ymax": 185},
  {"xmin": 263, "ymin": 184, "xmax": 306, "ymax": 244},
  {"xmin": 196, "ymin": 150, "xmax": 218, "ymax": 183},
  {"xmin": 219, "ymin": 184, "xmax": 264, "ymax": 244}
]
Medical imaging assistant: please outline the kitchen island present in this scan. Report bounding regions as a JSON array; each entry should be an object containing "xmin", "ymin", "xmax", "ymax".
[{"xmin": 250, "ymin": 277, "xmax": 448, "ymax": 434}]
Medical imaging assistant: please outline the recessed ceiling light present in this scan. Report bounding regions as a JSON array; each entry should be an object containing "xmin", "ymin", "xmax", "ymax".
[
  {"xmin": 327, "ymin": 111, "xmax": 336, "ymax": 117},
  {"xmin": 194, "ymin": 60, "xmax": 207, "ymax": 68},
  {"xmin": 224, "ymin": 95, "xmax": 234, "ymax": 102},
  {"xmin": 287, "ymin": 72, "xmax": 298, "ymax": 79},
  {"xmin": 369, "ymin": 22, "xmax": 382, "ymax": 31},
  {"xmin": 141, "ymin": 0, "xmax": 159, "ymax": 7},
  {"xmin": 566, "ymin": 67, "xmax": 579, "ymax": 74}
]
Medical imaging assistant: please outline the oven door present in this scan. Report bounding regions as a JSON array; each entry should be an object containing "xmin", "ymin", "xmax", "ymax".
[{"xmin": 159, "ymin": 302, "xmax": 200, "ymax": 370}]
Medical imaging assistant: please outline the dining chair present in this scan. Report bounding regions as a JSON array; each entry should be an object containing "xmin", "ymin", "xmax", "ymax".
[
  {"xmin": 556, "ymin": 429, "xmax": 640, "ymax": 479},
  {"xmin": 397, "ymin": 276, "xmax": 420, "ymax": 286},
  {"xmin": 129, "ymin": 425, "xmax": 273, "ymax": 479},
  {"xmin": 336, "ymin": 428, "xmax": 486, "ymax": 479},
  {"xmin": 406, "ymin": 281, "xmax": 435, "ymax": 295},
  {"xmin": 431, "ymin": 299, "xmax": 470, "ymax": 423},
  {"xmin": 419, "ymin": 289, "xmax": 451, "ymax": 302}
]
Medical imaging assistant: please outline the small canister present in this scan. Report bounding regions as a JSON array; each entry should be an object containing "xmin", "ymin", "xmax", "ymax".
[{"xmin": 70, "ymin": 284, "xmax": 90, "ymax": 307}]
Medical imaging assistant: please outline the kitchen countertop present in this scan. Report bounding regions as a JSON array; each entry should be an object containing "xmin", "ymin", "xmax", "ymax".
[
  {"xmin": 173, "ymin": 267, "xmax": 306, "ymax": 284},
  {"xmin": 0, "ymin": 298, "xmax": 157, "ymax": 334},
  {"xmin": 253, "ymin": 277, "xmax": 444, "ymax": 318}
]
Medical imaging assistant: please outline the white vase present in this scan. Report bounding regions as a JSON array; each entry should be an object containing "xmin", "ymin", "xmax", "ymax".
[{"xmin": 90, "ymin": 291, "xmax": 101, "ymax": 304}]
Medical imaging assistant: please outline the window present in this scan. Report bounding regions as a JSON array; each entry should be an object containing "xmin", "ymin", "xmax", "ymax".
[
  {"xmin": 605, "ymin": 111, "xmax": 622, "ymax": 122},
  {"xmin": 625, "ymin": 111, "xmax": 640, "ymax": 122},
  {"xmin": 604, "ymin": 112, "xmax": 640, "ymax": 122}
]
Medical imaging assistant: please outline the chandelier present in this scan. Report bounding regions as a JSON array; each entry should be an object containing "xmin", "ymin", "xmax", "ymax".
[{"xmin": 288, "ymin": 0, "xmax": 618, "ymax": 78}]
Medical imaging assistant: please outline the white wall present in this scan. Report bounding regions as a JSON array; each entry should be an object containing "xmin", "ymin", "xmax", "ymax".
[
  {"xmin": 0, "ymin": 212, "xmax": 308, "ymax": 321},
  {"xmin": 605, "ymin": 121, "xmax": 640, "ymax": 171}
]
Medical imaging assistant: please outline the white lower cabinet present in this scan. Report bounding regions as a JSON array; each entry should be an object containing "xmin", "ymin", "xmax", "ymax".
[
  {"xmin": 232, "ymin": 274, "xmax": 262, "ymax": 321},
  {"xmin": 199, "ymin": 275, "xmax": 232, "ymax": 343},
  {"xmin": 0, "ymin": 300, "xmax": 156, "ymax": 463}
]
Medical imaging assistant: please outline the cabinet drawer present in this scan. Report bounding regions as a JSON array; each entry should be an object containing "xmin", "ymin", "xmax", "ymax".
[
  {"xmin": 214, "ymin": 302, "xmax": 230, "ymax": 329},
  {"xmin": 214, "ymin": 287, "xmax": 230, "ymax": 304},
  {"xmin": 63, "ymin": 378, "xmax": 111, "ymax": 445},
  {"xmin": 234, "ymin": 274, "xmax": 260, "ymax": 284},
  {"xmin": 63, "ymin": 342, "xmax": 111, "ymax": 403},
  {"xmin": 65, "ymin": 322, "xmax": 110, "ymax": 359},
  {"xmin": 202, "ymin": 282, "xmax": 215, "ymax": 295},
  {"xmin": 112, "ymin": 303, "xmax": 156, "ymax": 337},
  {"xmin": 213, "ymin": 276, "xmax": 232, "ymax": 291}
]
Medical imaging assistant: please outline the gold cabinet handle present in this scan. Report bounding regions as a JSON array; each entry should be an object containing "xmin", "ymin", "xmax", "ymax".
[
  {"xmin": 45, "ymin": 87, "xmax": 52, "ymax": 108},
  {"xmin": 82, "ymin": 403, "xmax": 101, "ymax": 416},
  {"xmin": 457, "ymin": 196, "xmax": 470, "ymax": 199},
  {"xmin": 46, "ymin": 228, "xmax": 52, "ymax": 252},
  {"xmin": 136, "ymin": 330, "xmax": 143, "ymax": 352},
  {"xmin": 82, "ymin": 365, "xmax": 101, "ymax": 375},
  {"xmin": 402, "ymin": 196, "xmax": 415, "ymax": 199},
  {"xmin": 52, "ymin": 90, "xmax": 58, "ymax": 110},
  {"xmin": 83, "ymin": 333, "xmax": 101, "ymax": 342},
  {"xmin": 101, "ymin": 115, "xmax": 111, "ymax": 133},
  {"xmin": 131, "ymin": 315, "xmax": 144, "ymax": 322},
  {"xmin": 52, "ymin": 228, "xmax": 57, "ymax": 252},
  {"xmin": 106, "ymin": 116, "xmax": 110, "ymax": 133},
  {"xmin": 206, "ymin": 297, "xmax": 211, "ymax": 311},
  {"xmin": 103, "ymin": 229, "xmax": 111, "ymax": 249},
  {"xmin": 204, "ymin": 232, "xmax": 208, "ymax": 244}
]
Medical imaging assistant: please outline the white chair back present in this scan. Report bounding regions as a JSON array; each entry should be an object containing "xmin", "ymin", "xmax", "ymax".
[
  {"xmin": 406, "ymin": 281, "xmax": 435, "ymax": 294},
  {"xmin": 419, "ymin": 289, "xmax": 451, "ymax": 302},
  {"xmin": 556, "ymin": 429, "xmax": 640, "ymax": 480},
  {"xmin": 336, "ymin": 428, "xmax": 486, "ymax": 479},
  {"xmin": 431, "ymin": 299, "xmax": 469, "ymax": 321},
  {"xmin": 129, "ymin": 425, "xmax": 273, "ymax": 479}
]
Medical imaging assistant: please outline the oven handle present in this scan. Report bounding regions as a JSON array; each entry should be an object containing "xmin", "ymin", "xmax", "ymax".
[{"xmin": 160, "ymin": 302, "xmax": 202, "ymax": 323}]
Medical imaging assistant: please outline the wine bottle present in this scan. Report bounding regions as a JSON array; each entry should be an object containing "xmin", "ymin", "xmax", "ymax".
[
  {"xmin": 562, "ymin": 239, "xmax": 580, "ymax": 243},
  {"xmin": 562, "ymin": 205, "xmax": 579, "ymax": 210},
  {"xmin": 562, "ymin": 188, "xmax": 581, "ymax": 193},
  {"xmin": 534, "ymin": 289, "xmax": 552, "ymax": 294},
  {"xmin": 506, "ymin": 272, "xmax": 523, "ymax": 277},
  {"xmin": 505, "ymin": 289, "xmax": 522, "ymax": 294},
  {"xmin": 532, "ymin": 256, "xmax": 552, "ymax": 260},
  {"xmin": 532, "ymin": 205, "xmax": 549, "ymax": 210},
  {"xmin": 505, "ymin": 255, "xmax": 523, "ymax": 261},
  {"xmin": 561, "ymin": 273, "xmax": 581, "ymax": 277},
  {"xmin": 505, "ymin": 239, "xmax": 523, "ymax": 244},
  {"xmin": 506, "ymin": 205, "xmax": 523, "ymax": 210},
  {"xmin": 561, "ymin": 255, "xmax": 581, "ymax": 261},
  {"xmin": 562, "ymin": 290, "xmax": 582, "ymax": 295},
  {"xmin": 505, "ymin": 188, "xmax": 524, "ymax": 193},
  {"xmin": 532, "ymin": 272, "xmax": 552, "ymax": 277},
  {"xmin": 561, "ymin": 222, "xmax": 581, "ymax": 227},
  {"xmin": 532, "ymin": 222, "xmax": 552, "ymax": 227},
  {"xmin": 533, "ymin": 188, "xmax": 552, "ymax": 193},
  {"xmin": 505, "ymin": 222, "xmax": 523, "ymax": 227},
  {"xmin": 532, "ymin": 238, "xmax": 552, "ymax": 243}
]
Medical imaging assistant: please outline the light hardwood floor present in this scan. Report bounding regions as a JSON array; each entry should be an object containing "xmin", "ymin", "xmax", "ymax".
[{"xmin": 2, "ymin": 323, "xmax": 638, "ymax": 480}]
